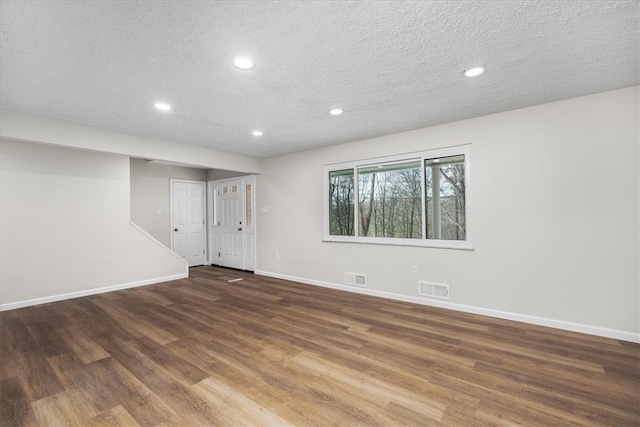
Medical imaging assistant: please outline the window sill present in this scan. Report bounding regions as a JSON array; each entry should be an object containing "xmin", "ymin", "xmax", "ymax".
[{"xmin": 322, "ymin": 237, "xmax": 474, "ymax": 251}]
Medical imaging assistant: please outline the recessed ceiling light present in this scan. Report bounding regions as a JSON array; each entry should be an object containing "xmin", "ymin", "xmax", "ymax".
[
  {"xmin": 154, "ymin": 102, "xmax": 171, "ymax": 111},
  {"xmin": 463, "ymin": 67, "xmax": 484, "ymax": 77},
  {"xmin": 252, "ymin": 130, "xmax": 263, "ymax": 136},
  {"xmin": 233, "ymin": 57, "xmax": 254, "ymax": 70},
  {"xmin": 329, "ymin": 108, "xmax": 343, "ymax": 116}
]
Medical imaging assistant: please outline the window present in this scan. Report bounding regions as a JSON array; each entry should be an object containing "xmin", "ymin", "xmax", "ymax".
[
  {"xmin": 425, "ymin": 155, "xmax": 466, "ymax": 240},
  {"xmin": 245, "ymin": 184, "xmax": 253, "ymax": 227},
  {"xmin": 358, "ymin": 161, "xmax": 422, "ymax": 239},
  {"xmin": 328, "ymin": 169, "xmax": 354, "ymax": 236},
  {"xmin": 324, "ymin": 145, "xmax": 471, "ymax": 249}
]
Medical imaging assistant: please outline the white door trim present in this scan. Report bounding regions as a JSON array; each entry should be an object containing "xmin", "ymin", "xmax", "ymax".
[{"xmin": 170, "ymin": 179, "xmax": 207, "ymax": 266}]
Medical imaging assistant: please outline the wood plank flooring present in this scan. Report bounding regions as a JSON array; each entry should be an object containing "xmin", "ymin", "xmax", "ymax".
[{"xmin": 1, "ymin": 266, "xmax": 638, "ymax": 426}]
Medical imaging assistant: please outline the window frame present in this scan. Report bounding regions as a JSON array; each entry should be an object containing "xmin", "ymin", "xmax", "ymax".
[{"xmin": 323, "ymin": 144, "xmax": 472, "ymax": 250}]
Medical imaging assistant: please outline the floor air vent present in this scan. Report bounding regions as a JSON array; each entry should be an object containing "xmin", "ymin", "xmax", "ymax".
[
  {"xmin": 418, "ymin": 281, "xmax": 449, "ymax": 300},
  {"xmin": 345, "ymin": 272, "xmax": 367, "ymax": 287}
]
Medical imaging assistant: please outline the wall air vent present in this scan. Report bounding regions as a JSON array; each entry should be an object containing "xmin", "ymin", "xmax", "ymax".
[
  {"xmin": 418, "ymin": 281, "xmax": 449, "ymax": 300},
  {"xmin": 345, "ymin": 272, "xmax": 367, "ymax": 287}
]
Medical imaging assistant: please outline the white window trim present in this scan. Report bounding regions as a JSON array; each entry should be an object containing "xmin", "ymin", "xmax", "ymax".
[{"xmin": 323, "ymin": 144, "xmax": 472, "ymax": 250}]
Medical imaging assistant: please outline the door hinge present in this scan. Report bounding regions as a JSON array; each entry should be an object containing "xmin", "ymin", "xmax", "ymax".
[
  {"xmin": 203, "ymin": 250, "xmax": 205, "ymax": 254},
  {"xmin": 203, "ymin": 220, "xmax": 205, "ymax": 224},
  {"xmin": 218, "ymin": 252, "xmax": 221, "ymax": 257}
]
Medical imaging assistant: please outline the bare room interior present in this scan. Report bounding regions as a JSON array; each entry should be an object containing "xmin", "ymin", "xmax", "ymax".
[{"xmin": 1, "ymin": 1, "xmax": 638, "ymax": 426}]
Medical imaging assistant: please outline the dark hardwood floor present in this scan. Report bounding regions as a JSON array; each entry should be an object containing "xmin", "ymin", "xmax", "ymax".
[{"xmin": 1, "ymin": 266, "xmax": 638, "ymax": 426}]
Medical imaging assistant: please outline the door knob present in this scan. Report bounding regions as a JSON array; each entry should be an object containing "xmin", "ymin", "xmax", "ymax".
[
  {"xmin": 174, "ymin": 228, "xmax": 178, "ymax": 232},
  {"xmin": 238, "ymin": 227, "xmax": 242, "ymax": 231}
]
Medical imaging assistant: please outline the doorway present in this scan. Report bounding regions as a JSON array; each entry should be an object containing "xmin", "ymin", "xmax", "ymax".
[
  {"xmin": 208, "ymin": 176, "xmax": 255, "ymax": 271},
  {"xmin": 170, "ymin": 179, "xmax": 206, "ymax": 267}
]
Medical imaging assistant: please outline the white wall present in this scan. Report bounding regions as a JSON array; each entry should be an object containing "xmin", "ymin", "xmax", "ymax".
[
  {"xmin": 0, "ymin": 109, "xmax": 261, "ymax": 174},
  {"xmin": 1, "ymin": 88, "xmax": 637, "ymax": 340},
  {"xmin": 0, "ymin": 139, "xmax": 188, "ymax": 308},
  {"xmin": 256, "ymin": 87, "xmax": 639, "ymax": 341},
  {"xmin": 130, "ymin": 158, "xmax": 207, "ymax": 247}
]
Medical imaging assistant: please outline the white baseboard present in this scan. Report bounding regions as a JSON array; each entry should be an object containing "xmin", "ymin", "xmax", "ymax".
[
  {"xmin": 255, "ymin": 270, "xmax": 640, "ymax": 344},
  {"xmin": 0, "ymin": 273, "xmax": 188, "ymax": 311}
]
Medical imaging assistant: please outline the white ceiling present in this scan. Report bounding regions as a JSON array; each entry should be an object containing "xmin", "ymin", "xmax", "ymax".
[{"xmin": 1, "ymin": 1, "xmax": 638, "ymax": 159}]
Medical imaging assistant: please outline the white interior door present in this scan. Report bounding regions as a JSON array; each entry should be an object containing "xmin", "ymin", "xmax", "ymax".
[
  {"xmin": 219, "ymin": 180, "xmax": 244, "ymax": 269},
  {"xmin": 209, "ymin": 176, "xmax": 255, "ymax": 271},
  {"xmin": 171, "ymin": 180, "xmax": 206, "ymax": 267}
]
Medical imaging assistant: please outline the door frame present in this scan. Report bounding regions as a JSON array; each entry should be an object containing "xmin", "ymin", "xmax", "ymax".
[
  {"xmin": 169, "ymin": 179, "xmax": 207, "ymax": 266},
  {"xmin": 208, "ymin": 175, "xmax": 256, "ymax": 271}
]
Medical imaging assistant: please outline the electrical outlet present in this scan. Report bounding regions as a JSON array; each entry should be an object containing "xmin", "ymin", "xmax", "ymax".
[{"xmin": 411, "ymin": 265, "xmax": 418, "ymax": 276}]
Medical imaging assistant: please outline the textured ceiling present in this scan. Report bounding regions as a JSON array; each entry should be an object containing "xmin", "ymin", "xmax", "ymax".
[{"xmin": 1, "ymin": 1, "xmax": 638, "ymax": 159}]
